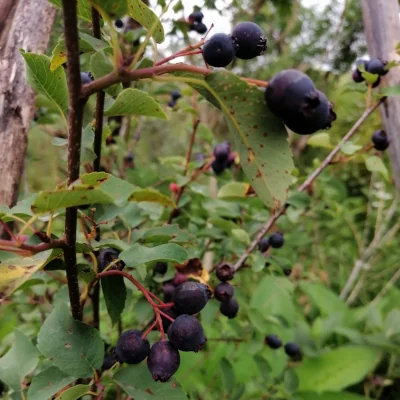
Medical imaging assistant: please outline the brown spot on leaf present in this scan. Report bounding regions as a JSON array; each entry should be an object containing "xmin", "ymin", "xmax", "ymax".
[{"xmin": 65, "ymin": 343, "xmax": 71, "ymax": 349}]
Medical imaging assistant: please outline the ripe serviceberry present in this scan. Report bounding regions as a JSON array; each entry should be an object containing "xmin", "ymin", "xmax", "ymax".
[
  {"xmin": 203, "ymin": 33, "xmax": 236, "ymax": 67},
  {"xmin": 220, "ymin": 297, "xmax": 239, "ymax": 318},
  {"xmin": 189, "ymin": 11, "xmax": 204, "ymax": 23},
  {"xmin": 163, "ymin": 282, "xmax": 176, "ymax": 302},
  {"xmin": 213, "ymin": 142, "xmax": 230, "ymax": 163},
  {"xmin": 80, "ymin": 72, "xmax": 94, "ymax": 84},
  {"xmin": 283, "ymin": 268, "xmax": 292, "ymax": 276},
  {"xmin": 265, "ymin": 334, "xmax": 282, "ymax": 349},
  {"xmin": 154, "ymin": 262, "xmax": 168, "ymax": 275},
  {"xmin": 102, "ymin": 350, "xmax": 117, "ymax": 371},
  {"xmin": 168, "ymin": 99, "xmax": 177, "ymax": 108},
  {"xmin": 269, "ymin": 232, "xmax": 284, "ymax": 249},
  {"xmin": 372, "ymin": 130, "xmax": 390, "ymax": 151},
  {"xmin": 366, "ymin": 57, "xmax": 388, "ymax": 76},
  {"xmin": 172, "ymin": 272, "xmax": 188, "ymax": 286},
  {"xmin": 352, "ymin": 59, "xmax": 369, "ymax": 83},
  {"xmin": 173, "ymin": 281, "xmax": 210, "ymax": 315},
  {"xmin": 115, "ymin": 330, "xmax": 150, "ymax": 364},
  {"xmin": 115, "ymin": 19, "xmax": 124, "ymax": 28},
  {"xmin": 226, "ymin": 152, "xmax": 236, "ymax": 168},
  {"xmin": 214, "ymin": 282, "xmax": 234, "ymax": 302},
  {"xmin": 284, "ymin": 342, "xmax": 302, "ymax": 361},
  {"xmin": 258, "ymin": 237, "xmax": 270, "ymax": 253},
  {"xmin": 194, "ymin": 22, "xmax": 207, "ymax": 34},
  {"xmin": 231, "ymin": 22, "xmax": 267, "ymax": 59},
  {"xmin": 147, "ymin": 341, "xmax": 180, "ymax": 382},
  {"xmin": 171, "ymin": 89, "xmax": 181, "ymax": 101},
  {"xmin": 97, "ymin": 248, "xmax": 125, "ymax": 271},
  {"xmin": 211, "ymin": 160, "xmax": 227, "ymax": 175},
  {"xmin": 167, "ymin": 314, "xmax": 207, "ymax": 352},
  {"xmin": 216, "ymin": 263, "xmax": 235, "ymax": 282}
]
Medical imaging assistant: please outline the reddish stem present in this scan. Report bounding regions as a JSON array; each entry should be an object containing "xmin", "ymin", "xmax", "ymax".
[
  {"xmin": 142, "ymin": 320, "xmax": 158, "ymax": 338},
  {"xmin": 155, "ymin": 310, "xmax": 165, "ymax": 340},
  {"xmin": 158, "ymin": 309, "xmax": 175, "ymax": 322}
]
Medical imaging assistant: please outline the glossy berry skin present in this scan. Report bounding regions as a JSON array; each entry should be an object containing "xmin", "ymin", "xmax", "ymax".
[
  {"xmin": 203, "ymin": 33, "xmax": 236, "ymax": 67},
  {"xmin": 167, "ymin": 314, "xmax": 207, "ymax": 352},
  {"xmin": 284, "ymin": 342, "xmax": 302, "ymax": 360},
  {"xmin": 194, "ymin": 22, "xmax": 207, "ymax": 34},
  {"xmin": 189, "ymin": 11, "xmax": 204, "ymax": 23},
  {"xmin": 265, "ymin": 334, "xmax": 282, "ymax": 349},
  {"xmin": 115, "ymin": 330, "xmax": 150, "ymax": 364},
  {"xmin": 214, "ymin": 282, "xmax": 234, "ymax": 302},
  {"xmin": 367, "ymin": 58, "xmax": 388, "ymax": 76},
  {"xmin": 213, "ymin": 142, "xmax": 230, "ymax": 163},
  {"xmin": 269, "ymin": 232, "xmax": 284, "ymax": 249},
  {"xmin": 154, "ymin": 262, "xmax": 168, "ymax": 275},
  {"xmin": 102, "ymin": 351, "xmax": 117, "ymax": 370},
  {"xmin": 211, "ymin": 160, "xmax": 226, "ymax": 175},
  {"xmin": 372, "ymin": 130, "xmax": 390, "ymax": 151},
  {"xmin": 168, "ymin": 99, "xmax": 176, "ymax": 108},
  {"xmin": 147, "ymin": 341, "xmax": 180, "ymax": 382},
  {"xmin": 216, "ymin": 263, "xmax": 235, "ymax": 282},
  {"xmin": 231, "ymin": 22, "xmax": 267, "ymax": 60},
  {"xmin": 258, "ymin": 237, "xmax": 270, "ymax": 253},
  {"xmin": 115, "ymin": 19, "xmax": 124, "ymax": 28},
  {"xmin": 163, "ymin": 282, "xmax": 176, "ymax": 302},
  {"xmin": 80, "ymin": 72, "xmax": 94, "ymax": 84},
  {"xmin": 173, "ymin": 281, "xmax": 210, "ymax": 315},
  {"xmin": 171, "ymin": 89, "xmax": 181, "ymax": 101},
  {"xmin": 226, "ymin": 152, "xmax": 236, "ymax": 168},
  {"xmin": 97, "ymin": 248, "xmax": 125, "ymax": 271},
  {"xmin": 352, "ymin": 69, "xmax": 364, "ymax": 83},
  {"xmin": 220, "ymin": 297, "xmax": 239, "ymax": 318},
  {"xmin": 371, "ymin": 76, "xmax": 381, "ymax": 88},
  {"xmin": 172, "ymin": 272, "xmax": 188, "ymax": 286}
]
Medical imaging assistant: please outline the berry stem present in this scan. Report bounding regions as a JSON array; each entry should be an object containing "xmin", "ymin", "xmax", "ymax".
[
  {"xmin": 155, "ymin": 309, "xmax": 166, "ymax": 340},
  {"xmin": 158, "ymin": 309, "xmax": 175, "ymax": 322},
  {"xmin": 142, "ymin": 320, "xmax": 158, "ymax": 338}
]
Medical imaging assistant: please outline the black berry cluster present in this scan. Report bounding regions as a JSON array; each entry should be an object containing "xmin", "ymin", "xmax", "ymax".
[
  {"xmin": 265, "ymin": 334, "xmax": 302, "ymax": 361},
  {"xmin": 214, "ymin": 263, "xmax": 239, "ymax": 318},
  {"xmin": 211, "ymin": 141, "xmax": 236, "ymax": 175},
  {"xmin": 372, "ymin": 129, "xmax": 390, "ymax": 151},
  {"xmin": 188, "ymin": 11, "xmax": 207, "ymax": 34},
  {"xmin": 352, "ymin": 57, "xmax": 388, "ymax": 87},
  {"xmin": 203, "ymin": 22, "xmax": 267, "ymax": 67},
  {"xmin": 265, "ymin": 69, "xmax": 336, "ymax": 135},
  {"xmin": 258, "ymin": 232, "xmax": 285, "ymax": 253},
  {"xmin": 168, "ymin": 89, "xmax": 182, "ymax": 108}
]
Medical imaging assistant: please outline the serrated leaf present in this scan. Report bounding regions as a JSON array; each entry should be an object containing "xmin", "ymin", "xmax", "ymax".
[
  {"xmin": 102, "ymin": 275, "xmax": 126, "ymax": 325},
  {"xmin": 55, "ymin": 384, "xmax": 91, "ymax": 400},
  {"xmin": 296, "ymin": 346, "xmax": 380, "ymax": 392},
  {"xmin": 114, "ymin": 364, "xmax": 187, "ymax": 399},
  {"xmin": 48, "ymin": 0, "xmax": 92, "ymax": 21},
  {"xmin": 120, "ymin": 243, "xmax": 188, "ymax": 267},
  {"xmin": 37, "ymin": 302, "xmax": 104, "ymax": 378},
  {"xmin": 27, "ymin": 366, "xmax": 76, "ymax": 400},
  {"xmin": 365, "ymin": 155, "xmax": 389, "ymax": 181},
  {"xmin": 21, "ymin": 52, "xmax": 69, "ymax": 115},
  {"xmin": 104, "ymin": 89, "xmax": 167, "ymax": 119},
  {"xmin": 218, "ymin": 182, "xmax": 250, "ymax": 199},
  {"xmin": 0, "ymin": 330, "xmax": 39, "ymax": 391},
  {"xmin": 0, "ymin": 250, "xmax": 52, "ymax": 302},
  {"xmin": 127, "ymin": 0, "xmax": 165, "ymax": 43}
]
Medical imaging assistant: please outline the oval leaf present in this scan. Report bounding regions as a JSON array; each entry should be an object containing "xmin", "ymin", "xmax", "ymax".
[{"xmin": 55, "ymin": 384, "xmax": 91, "ymax": 400}]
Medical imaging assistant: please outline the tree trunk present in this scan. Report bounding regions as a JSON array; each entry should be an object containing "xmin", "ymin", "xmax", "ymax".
[
  {"xmin": 360, "ymin": 0, "xmax": 400, "ymax": 192},
  {"xmin": 0, "ymin": 0, "xmax": 57, "ymax": 212}
]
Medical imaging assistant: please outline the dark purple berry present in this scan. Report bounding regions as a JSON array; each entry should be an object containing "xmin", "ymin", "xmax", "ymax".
[
  {"xmin": 163, "ymin": 282, "xmax": 176, "ymax": 302},
  {"xmin": 161, "ymin": 307, "xmax": 178, "ymax": 331},
  {"xmin": 214, "ymin": 282, "xmax": 233, "ymax": 302},
  {"xmin": 371, "ymin": 76, "xmax": 381, "ymax": 88},
  {"xmin": 284, "ymin": 342, "xmax": 302, "ymax": 360},
  {"xmin": 213, "ymin": 142, "xmax": 230, "ymax": 162},
  {"xmin": 115, "ymin": 329, "xmax": 150, "ymax": 364},
  {"xmin": 203, "ymin": 33, "xmax": 236, "ymax": 68},
  {"xmin": 269, "ymin": 232, "xmax": 284, "ymax": 249},
  {"xmin": 189, "ymin": 11, "xmax": 204, "ymax": 23},
  {"xmin": 154, "ymin": 262, "xmax": 168, "ymax": 275},
  {"xmin": 226, "ymin": 152, "xmax": 236, "ymax": 168},
  {"xmin": 97, "ymin": 248, "xmax": 125, "ymax": 271},
  {"xmin": 211, "ymin": 159, "xmax": 227, "ymax": 175},
  {"xmin": 147, "ymin": 341, "xmax": 180, "ymax": 382},
  {"xmin": 372, "ymin": 129, "xmax": 390, "ymax": 151},
  {"xmin": 352, "ymin": 68, "xmax": 364, "ymax": 83},
  {"xmin": 101, "ymin": 351, "xmax": 117, "ymax": 370},
  {"xmin": 172, "ymin": 272, "xmax": 188, "ymax": 286},
  {"xmin": 216, "ymin": 263, "xmax": 235, "ymax": 282},
  {"xmin": 366, "ymin": 58, "xmax": 388, "ymax": 76},
  {"xmin": 265, "ymin": 334, "xmax": 282, "ymax": 349},
  {"xmin": 171, "ymin": 89, "xmax": 181, "ymax": 101},
  {"xmin": 81, "ymin": 72, "xmax": 94, "ymax": 85},
  {"xmin": 168, "ymin": 99, "xmax": 177, "ymax": 108},
  {"xmin": 220, "ymin": 297, "xmax": 239, "ymax": 318},
  {"xmin": 283, "ymin": 268, "xmax": 292, "ymax": 276},
  {"xmin": 167, "ymin": 314, "xmax": 207, "ymax": 352},
  {"xmin": 231, "ymin": 22, "xmax": 267, "ymax": 60},
  {"xmin": 258, "ymin": 237, "xmax": 270, "ymax": 253},
  {"xmin": 115, "ymin": 19, "xmax": 124, "ymax": 28},
  {"xmin": 194, "ymin": 22, "xmax": 207, "ymax": 34},
  {"xmin": 173, "ymin": 281, "xmax": 210, "ymax": 315},
  {"xmin": 0, "ymin": 381, "xmax": 3, "ymax": 396}
]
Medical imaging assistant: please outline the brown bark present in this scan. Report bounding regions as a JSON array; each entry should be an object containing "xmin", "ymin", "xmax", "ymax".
[
  {"xmin": 360, "ymin": 0, "xmax": 400, "ymax": 192},
  {"xmin": 0, "ymin": 0, "xmax": 57, "ymax": 210}
]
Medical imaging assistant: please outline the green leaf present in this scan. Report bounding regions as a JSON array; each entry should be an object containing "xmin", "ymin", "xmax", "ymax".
[
  {"xmin": 48, "ymin": 0, "xmax": 92, "ymax": 21},
  {"xmin": 37, "ymin": 302, "xmax": 104, "ymax": 378},
  {"xmin": 217, "ymin": 182, "xmax": 250, "ymax": 199},
  {"xmin": 365, "ymin": 155, "xmax": 389, "ymax": 181},
  {"xmin": 296, "ymin": 346, "xmax": 380, "ymax": 392},
  {"xmin": 92, "ymin": 0, "xmax": 128, "ymax": 18},
  {"xmin": 0, "ymin": 330, "xmax": 39, "ymax": 392},
  {"xmin": 220, "ymin": 358, "xmax": 235, "ymax": 393},
  {"xmin": 120, "ymin": 243, "xmax": 188, "ymax": 267},
  {"xmin": 102, "ymin": 275, "xmax": 126, "ymax": 325},
  {"xmin": 297, "ymin": 392, "xmax": 368, "ymax": 400},
  {"xmin": 127, "ymin": 0, "xmax": 165, "ymax": 43},
  {"xmin": 54, "ymin": 384, "xmax": 91, "ymax": 400},
  {"xmin": 307, "ymin": 133, "xmax": 332, "ymax": 149},
  {"xmin": 32, "ymin": 173, "xmax": 135, "ymax": 213},
  {"xmin": 90, "ymin": 51, "xmax": 122, "ymax": 97},
  {"xmin": 27, "ymin": 366, "xmax": 76, "ymax": 400},
  {"xmin": 104, "ymin": 89, "xmax": 167, "ymax": 119},
  {"xmin": 113, "ymin": 364, "xmax": 187, "ymax": 399},
  {"xmin": 81, "ymin": 125, "xmax": 97, "ymax": 164},
  {"xmin": 231, "ymin": 228, "xmax": 250, "ymax": 245},
  {"xmin": 129, "ymin": 188, "xmax": 174, "ymax": 207},
  {"xmin": 381, "ymin": 85, "xmax": 400, "ymax": 97},
  {"xmin": 140, "ymin": 225, "xmax": 196, "ymax": 245},
  {"xmin": 284, "ymin": 369, "xmax": 299, "ymax": 393},
  {"xmin": 340, "ymin": 142, "xmax": 363, "ymax": 156},
  {"xmin": 21, "ymin": 52, "xmax": 69, "ymax": 115},
  {"xmin": 287, "ymin": 192, "xmax": 310, "ymax": 209},
  {"xmin": 250, "ymin": 275, "xmax": 295, "ymax": 323}
]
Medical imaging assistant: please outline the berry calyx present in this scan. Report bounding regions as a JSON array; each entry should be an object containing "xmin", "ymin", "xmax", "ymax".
[
  {"xmin": 216, "ymin": 263, "xmax": 235, "ymax": 282},
  {"xmin": 214, "ymin": 282, "xmax": 234, "ymax": 302},
  {"xmin": 203, "ymin": 33, "xmax": 236, "ymax": 68},
  {"xmin": 97, "ymin": 248, "xmax": 125, "ymax": 271},
  {"xmin": 231, "ymin": 22, "xmax": 267, "ymax": 60},
  {"xmin": 80, "ymin": 72, "xmax": 94, "ymax": 85},
  {"xmin": 173, "ymin": 281, "xmax": 210, "ymax": 315},
  {"xmin": 167, "ymin": 314, "xmax": 207, "ymax": 352},
  {"xmin": 147, "ymin": 341, "xmax": 180, "ymax": 382},
  {"xmin": 258, "ymin": 237, "xmax": 270, "ymax": 253},
  {"xmin": 269, "ymin": 232, "xmax": 284, "ymax": 249},
  {"xmin": 265, "ymin": 334, "xmax": 282, "ymax": 349},
  {"xmin": 366, "ymin": 57, "xmax": 388, "ymax": 76},
  {"xmin": 115, "ymin": 329, "xmax": 150, "ymax": 364},
  {"xmin": 284, "ymin": 342, "xmax": 302, "ymax": 361},
  {"xmin": 372, "ymin": 129, "xmax": 390, "ymax": 151},
  {"xmin": 220, "ymin": 297, "xmax": 239, "ymax": 318}
]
